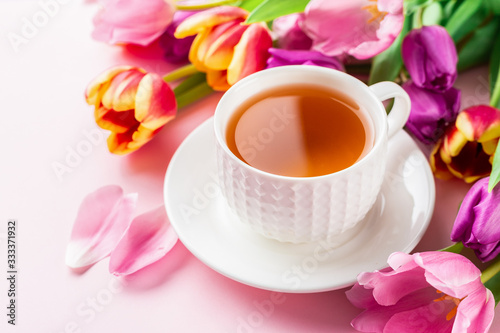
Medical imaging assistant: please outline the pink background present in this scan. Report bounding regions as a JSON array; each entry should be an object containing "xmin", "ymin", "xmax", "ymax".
[{"xmin": 1, "ymin": 1, "xmax": 498, "ymax": 332}]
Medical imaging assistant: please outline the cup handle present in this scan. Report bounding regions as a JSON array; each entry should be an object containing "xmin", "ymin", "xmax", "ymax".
[{"xmin": 369, "ymin": 82, "xmax": 411, "ymax": 139}]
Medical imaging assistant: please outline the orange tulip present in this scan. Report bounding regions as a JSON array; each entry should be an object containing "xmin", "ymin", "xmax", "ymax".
[
  {"xmin": 85, "ymin": 66, "xmax": 177, "ymax": 155},
  {"xmin": 174, "ymin": 6, "xmax": 273, "ymax": 91}
]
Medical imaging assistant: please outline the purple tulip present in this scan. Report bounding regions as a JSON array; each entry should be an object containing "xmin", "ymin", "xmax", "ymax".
[
  {"xmin": 451, "ymin": 177, "xmax": 500, "ymax": 262},
  {"xmin": 272, "ymin": 13, "xmax": 312, "ymax": 50},
  {"xmin": 403, "ymin": 81, "xmax": 460, "ymax": 144},
  {"xmin": 402, "ymin": 25, "xmax": 458, "ymax": 92},
  {"xmin": 266, "ymin": 48, "xmax": 344, "ymax": 71},
  {"xmin": 159, "ymin": 11, "xmax": 197, "ymax": 63}
]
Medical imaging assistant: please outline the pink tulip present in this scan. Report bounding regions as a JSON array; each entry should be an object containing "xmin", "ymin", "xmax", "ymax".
[
  {"xmin": 92, "ymin": 0, "xmax": 175, "ymax": 46},
  {"xmin": 346, "ymin": 252, "xmax": 494, "ymax": 332},
  {"xmin": 302, "ymin": 0, "xmax": 404, "ymax": 60}
]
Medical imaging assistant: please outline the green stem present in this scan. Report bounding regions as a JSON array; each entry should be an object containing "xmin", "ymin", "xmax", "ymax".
[
  {"xmin": 415, "ymin": 7, "xmax": 424, "ymax": 28},
  {"xmin": 173, "ymin": 72, "xmax": 207, "ymax": 96},
  {"xmin": 481, "ymin": 256, "xmax": 500, "ymax": 284},
  {"xmin": 439, "ymin": 242, "xmax": 464, "ymax": 254},
  {"xmin": 175, "ymin": 82, "xmax": 213, "ymax": 109},
  {"xmin": 163, "ymin": 64, "xmax": 198, "ymax": 83}
]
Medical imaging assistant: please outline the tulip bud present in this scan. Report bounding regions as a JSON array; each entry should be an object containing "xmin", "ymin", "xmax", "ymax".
[{"xmin": 402, "ymin": 25, "xmax": 458, "ymax": 92}]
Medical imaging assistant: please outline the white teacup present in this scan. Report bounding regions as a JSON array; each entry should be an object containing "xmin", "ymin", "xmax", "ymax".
[{"xmin": 214, "ymin": 66, "xmax": 410, "ymax": 243}]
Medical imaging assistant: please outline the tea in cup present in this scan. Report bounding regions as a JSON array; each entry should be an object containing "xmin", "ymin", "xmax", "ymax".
[{"xmin": 214, "ymin": 66, "xmax": 410, "ymax": 243}]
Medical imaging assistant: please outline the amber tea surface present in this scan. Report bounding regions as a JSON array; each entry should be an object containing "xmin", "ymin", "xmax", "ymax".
[{"xmin": 226, "ymin": 85, "xmax": 373, "ymax": 177}]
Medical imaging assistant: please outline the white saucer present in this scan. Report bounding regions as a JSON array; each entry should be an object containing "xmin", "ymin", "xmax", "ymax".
[{"xmin": 164, "ymin": 118, "xmax": 435, "ymax": 293}]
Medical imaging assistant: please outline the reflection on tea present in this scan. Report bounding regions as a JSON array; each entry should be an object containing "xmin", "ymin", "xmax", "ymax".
[{"xmin": 226, "ymin": 85, "xmax": 373, "ymax": 177}]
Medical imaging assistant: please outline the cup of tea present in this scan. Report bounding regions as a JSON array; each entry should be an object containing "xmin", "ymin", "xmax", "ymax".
[{"xmin": 214, "ymin": 65, "xmax": 410, "ymax": 243}]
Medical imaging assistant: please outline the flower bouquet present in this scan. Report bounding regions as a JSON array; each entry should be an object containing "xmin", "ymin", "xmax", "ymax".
[{"xmin": 67, "ymin": 0, "xmax": 500, "ymax": 331}]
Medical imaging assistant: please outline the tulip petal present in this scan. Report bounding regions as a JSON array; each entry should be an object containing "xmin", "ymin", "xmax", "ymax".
[
  {"xmin": 174, "ymin": 6, "xmax": 248, "ymax": 38},
  {"xmin": 349, "ymin": 13, "xmax": 403, "ymax": 60},
  {"xmin": 107, "ymin": 126, "xmax": 139, "ymax": 155},
  {"xmin": 429, "ymin": 143, "xmax": 455, "ymax": 180},
  {"xmin": 358, "ymin": 267, "xmax": 429, "ymax": 306},
  {"xmin": 227, "ymin": 23, "xmax": 272, "ymax": 85},
  {"xmin": 351, "ymin": 286, "xmax": 443, "ymax": 333},
  {"xmin": 85, "ymin": 66, "xmax": 135, "ymax": 107},
  {"xmin": 384, "ymin": 299, "xmax": 455, "ymax": 332},
  {"xmin": 414, "ymin": 252, "xmax": 482, "ymax": 299},
  {"xmin": 106, "ymin": 124, "xmax": 159, "ymax": 154},
  {"xmin": 109, "ymin": 206, "xmax": 178, "ymax": 276},
  {"xmin": 101, "ymin": 69, "xmax": 145, "ymax": 111},
  {"xmin": 95, "ymin": 106, "xmax": 138, "ymax": 134},
  {"xmin": 193, "ymin": 20, "xmax": 243, "ymax": 69},
  {"xmin": 451, "ymin": 177, "xmax": 500, "ymax": 262},
  {"xmin": 482, "ymin": 138, "xmax": 499, "ymax": 155},
  {"xmin": 402, "ymin": 25, "xmax": 457, "ymax": 91},
  {"xmin": 454, "ymin": 288, "xmax": 495, "ymax": 332},
  {"xmin": 135, "ymin": 73, "xmax": 177, "ymax": 130},
  {"xmin": 347, "ymin": 251, "xmax": 494, "ymax": 333},
  {"xmin": 92, "ymin": 0, "xmax": 174, "ymax": 46},
  {"xmin": 303, "ymin": 0, "xmax": 403, "ymax": 60},
  {"xmin": 303, "ymin": 0, "xmax": 375, "ymax": 57},
  {"xmin": 65, "ymin": 185, "xmax": 137, "ymax": 269},
  {"xmin": 470, "ymin": 186, "xmax": 500, "ymax": 245},
  {"xmin": 272, "ymin": 13, "xmax": 312, "ymax": 50},
  {"xmin": 456, "ymin": 105, "xmax": 500, "ymax": 142},
  {"xmin": 204, "ymin": 21, "xmax": 247, "ymax": 70},
  {"xmin": 206, "ymin": 70, "xmax": 231, "ymax": 91},
  {"xmin": 442, "ymin": 125, "xmax": 468, "ymax": 159},
  {"xmin": 188, "ymin": 28, "xmax": 212, "ymax": 71},
  {"xmin": 110, "ymin": 71, "xmax": 145, "ymax": 111},
  {"xmin": 403, "ymin": 82, "xmax": 460, "ymax": 144}
]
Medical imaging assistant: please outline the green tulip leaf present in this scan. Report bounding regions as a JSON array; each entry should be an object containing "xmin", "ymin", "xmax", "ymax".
[
  {"xmin": 458, "ymin": 18, "xmax": 500, "ymax": 72},
  {"xmin": 484, "ymin": 273, "xmax": 500, "ymax": 306},
  {"xmin": 439, "ymin": 242, "xmax": 464, "ymax": 254},
  {"xmin": 245, "ymin": 0, "xmax": 310, "ymax": 23},
  {"xmin": 489, "ymin": 142, "xmax": 500, "ymax": 192},
  {"xmin": 369, "ymin": 16, "xmax": 412, "ymax": 84},
  {"xmin": 485, "ymin": 0, "xmax": 500, "ymax": 14},
  {"xmin": 238, "ymin": 0, "xmax": 266, "ymax": 11},
  {"xmin": 490, "ymin": 32, "xmax": 500, "ymax": 109},
  {"xmin": 445, "ymin": 0, "xmax": 486, "ymax": 43},
  {"xmin": 442, "ymin": 0, "xmax": 459, "ymax": 25}
]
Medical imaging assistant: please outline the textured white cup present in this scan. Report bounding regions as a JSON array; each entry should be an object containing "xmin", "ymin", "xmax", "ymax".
[{"xmin": 214, "ymin": 66, "xmax": 410, "ymax": 243}]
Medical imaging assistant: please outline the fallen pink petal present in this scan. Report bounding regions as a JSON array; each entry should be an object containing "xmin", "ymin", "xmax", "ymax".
[
  {"xmin": 65, "ymin": 185, "xmax": 137, "ymax": 269},
  {"xmin": 109, "ymin": 206, "xmax": 178, "ymax": 276}
]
